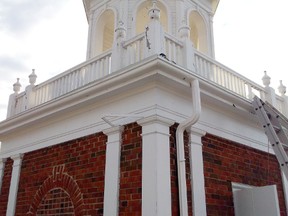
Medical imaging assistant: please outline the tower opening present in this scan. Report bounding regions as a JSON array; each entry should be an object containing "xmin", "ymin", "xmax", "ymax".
[
  {"xmin": 94, "ymin": 9, "xmax": 115, "ymax": 56},
  {"xmin": 189, "ymin": 11, "xmax": 208, "ymax": 54}
]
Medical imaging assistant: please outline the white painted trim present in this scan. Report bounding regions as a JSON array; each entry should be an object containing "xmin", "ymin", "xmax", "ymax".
[
  {"xmin": 6, "ymin": 154, "xmax": 23, "ymax": 216},
  {"xmin": 138, "ymin": 115, "xmax": 174, "ymax": 216},
  {"xmin": 103, "ymin": 126, "xmax": 124, "ymax": 216},
  {"xmin": 189, "ymin": 127, "xmax": 207, "ymax": 216},
  {"xmin": 0, "ymin": 158, "xmax": 7, "ymax": 194}
]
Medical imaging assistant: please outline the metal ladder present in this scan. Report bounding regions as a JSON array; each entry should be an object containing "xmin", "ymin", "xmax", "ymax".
[{"xmin": 252, "ymin": 96, "xmax": 288, "ymax": 180}]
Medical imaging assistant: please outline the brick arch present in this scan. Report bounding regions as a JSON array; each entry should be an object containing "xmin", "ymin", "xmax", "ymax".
[{"xmin": 27, "ymin": 165, "xmax": 84, "ymax": 215}]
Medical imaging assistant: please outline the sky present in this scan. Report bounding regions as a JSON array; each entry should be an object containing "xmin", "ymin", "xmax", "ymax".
[{"xmin": 0, "ymin": 0, "xmax": 288, "ymax": 122}]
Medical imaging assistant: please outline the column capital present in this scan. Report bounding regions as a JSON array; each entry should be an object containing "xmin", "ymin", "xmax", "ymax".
[
  {"xmin": 10, "ymin": 153, "xmax": 23, "ymax": 161},
  {"xmin": 137, "ymin": 115, "xmax": 174, "ymax": 127},
  {"xmin": 188, "ymin": 127, "xmax": 206, "ymax": 137},
  {"xmin": 10, "ymin": 154, "xmax": 24, "ymax": 167},
  {"xmin": 103, "ymin": 126, "xmax": 124, "ymax": 136}
]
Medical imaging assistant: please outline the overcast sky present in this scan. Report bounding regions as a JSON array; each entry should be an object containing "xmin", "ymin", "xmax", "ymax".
[{"xmin": 0, "ymin": 0, "xmax": 288, "ymax": 122}]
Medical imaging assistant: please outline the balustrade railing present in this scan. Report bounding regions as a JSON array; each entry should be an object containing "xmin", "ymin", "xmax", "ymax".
[
  {"xmin": 194, "ymin": 51, "xmax": 266, "ymax": 100},
  {"xmin": 7, "ymin": 32, "xmax": 288, "ymax": 118},
  {"xmin": 123, "ymin": 33, "xmax": 146, "ymax": 66},
  {"xmin": 9, "ymin": 50, "xmax": 112, "ymax": 116},
  {"xmin": 164, "ymin": 33, "xmax": 183, "ymax": 65}
]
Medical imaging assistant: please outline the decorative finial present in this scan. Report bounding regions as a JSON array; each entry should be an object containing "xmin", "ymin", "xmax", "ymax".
[
  {"xmin": 13, "ymin": 78, "xmax": 21, "ymax": 93},
  {"xmin": 262, "ymin": 71, "xmax": 271, "ymax": 87},
  {"xmin": 148, "ymin": 0, "xmax": 160, "ymax": 20},
  {"xmin": 278, "ymin": 80, "xmax": 286, "ymax": 96},
  {"xmin": 29, "ymin": 69, "xmax": 37, "ymax": 86}
]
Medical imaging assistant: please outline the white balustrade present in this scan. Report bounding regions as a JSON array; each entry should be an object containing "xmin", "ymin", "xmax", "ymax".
[
  {"xmin": 7, "ymin": 31, "xmax": 288, "ymax": 118},
  {"xmin": 9, "ymin": 50, "xmax": 112, "ymax": 116},
  {"xmin": 194, "ymin": 51, "xmax": 266, "ymax": 100},
  {"xmin": 123, "ymin": 33, "xmax": 146, "ymax": 66},
  {"xmin": 164, "ymin": 33, "xmax": 183, "ymax": 65}
]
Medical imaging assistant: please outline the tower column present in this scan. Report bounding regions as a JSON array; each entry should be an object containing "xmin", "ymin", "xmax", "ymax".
[
  {"xmin": 6, "ymin": 154, "xmax": 23, "ymax": 216},
  {"xmin": 189, "ymin": 127, "xmax": 207, "ymax": 216},
  {"xmin": 138, "ymin": 116, "xmax": 174, "ymax": 216},
  {"xmin": 103, "ymin": 126, "xmax": 124, "ymax": 216},
  {"xmin": 0, "ymin": 158, "xmax": 7, "ymax": 193}
]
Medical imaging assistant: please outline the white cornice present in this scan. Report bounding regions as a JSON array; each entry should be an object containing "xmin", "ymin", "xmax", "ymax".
[{"xmin": 0, "ymin": 55, "xmax": 253, "ymax": 138}]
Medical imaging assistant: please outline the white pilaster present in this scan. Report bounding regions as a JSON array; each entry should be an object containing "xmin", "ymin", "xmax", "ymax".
[
  {"xmin": 0, "ymin": 158, "xmax": 7, "ymax": 193},
  {"xmin": 6, "ymin": 154, "xmax": 23, "ymax": 216},
  {"xmin": 189, "ymin": 127, "xmax": 207, "ymax": 216},
  {"xmin": 138, "ymin": 116, "xmax": 174, "ymax": 216},
  {"xmin": 103, "ymin": 126, "xmax": 124, "ymax": 216}
]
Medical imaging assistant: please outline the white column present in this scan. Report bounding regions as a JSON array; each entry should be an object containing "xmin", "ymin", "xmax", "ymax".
[
  {"xmin": 103, "ymin": 126, "xmax": 124, "ymax": 216},
  {"xmin": 138, "ymin": 116, "xmax": 174, "ymax": 216},
  {"xmin": 0, "ymin": 158, "xmax": 7, "ymax": 193},
  {"xmin": 6, "ymin": 154, "xmax": 23, "ymax": 216},
  {"xmin": 189, "ymin": 127, "xmax": 207, "ymax": 216}
]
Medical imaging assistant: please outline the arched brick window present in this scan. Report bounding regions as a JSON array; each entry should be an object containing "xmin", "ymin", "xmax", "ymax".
[
  {"xmin": 36, "ymin": 188, "xmax": 75, "ymax": 215},
  {"xmin": 27, "ymin": 165, "xmax": 84, "ymax": 216}
]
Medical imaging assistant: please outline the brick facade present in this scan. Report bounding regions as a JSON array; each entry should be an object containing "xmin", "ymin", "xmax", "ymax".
[
  {"xmin": 203, "ymin": 133, "xmax": 287, "ymax": 216},
  {"xmin": 119, "ymin": 123, "xmax": 142, "ymax": 215},
  {"xmin": 0, "ymin": 158, "xmax": 13, "ymax": 215},
  {"xmin": 15, "ymin": 132, "xmax": 107, "ymax": 215},
  {"xmin": 0, "ymin": 124, "xmax": 287, "ymax": 215}
]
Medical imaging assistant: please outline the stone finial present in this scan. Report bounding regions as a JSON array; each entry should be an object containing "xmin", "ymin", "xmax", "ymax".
[
  {"xmin": 262, "ymin": 71, "xmax": 271, "ymax": 87},
  {"xmin": 13, "ymin": 78, "xmax": 21, "ymax": 93},
  {"xmin": 29, "ymin": 69, "xmax": 37, "ymax": 86},
  {"xmin": 278, "ymin": 80, "xmax": 286, "ymax": 96},
  {"xmin": 148, "ymin": 0, "xmax": 160, "ymax": 20},
  {"xmin": 178, "ymin": 20, "xmax": 191, "ymax": 39}
]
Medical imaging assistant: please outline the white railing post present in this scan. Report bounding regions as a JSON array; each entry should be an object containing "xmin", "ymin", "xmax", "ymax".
[
  {"xmin": 111, "ymin": 21, "xmax": 126, "ymax": 72},
  {"xmin": 7, "ymin": 78, "xmax": 21, "ymax": 118},
  {"xmin": 178, "ymin": 21, "xmax": 195, "ymax": 71},
  {"xmin": 278, "ymin": 80, "xmax": 288, "ymax": 117},
  {"xmin": 262, "ymin": 71, "xmax": 277, "ymax": 106},
  {"xmin": 25, "ymin": 69, "xmax": 37, "ymax": 110},
  {"xmin": 144, "ymin": 1, "xmax": 165, "ymax": 58}
]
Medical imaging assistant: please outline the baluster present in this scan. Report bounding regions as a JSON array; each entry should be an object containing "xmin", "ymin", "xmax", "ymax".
[
  {"xmin": 247, "ymin": 83, "xmax": 253, "ymax": 100},
  {"xmin": 136, "ymin": 40, "xmax": 140, "ymax": 62}
]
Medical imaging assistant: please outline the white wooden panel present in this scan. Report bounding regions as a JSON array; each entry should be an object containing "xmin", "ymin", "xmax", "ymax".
[{"xmin": 234, "ymin": 185, "xmax": 280, "ymax": 216}]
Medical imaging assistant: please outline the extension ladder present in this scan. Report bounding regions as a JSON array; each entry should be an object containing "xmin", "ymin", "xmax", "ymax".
[{"xmin": 252, "ymin": 96, "xmax": 288, "ymax": 180}]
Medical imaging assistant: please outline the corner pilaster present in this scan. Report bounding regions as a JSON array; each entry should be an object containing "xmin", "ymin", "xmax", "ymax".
[
  {"xmin": 138, "ymin": 116, "xmax": 174, "ymax": 216},
  {"xmin": 188, "ymin": 127, "xmax": 207, "ymax": 216},
  {"xmin": 6, "ymin": 154, "xmax": 23, "ymax": 216},
  {"xmin": 103, "ymin": 126, "xmax": 124, "ymax": 216}
]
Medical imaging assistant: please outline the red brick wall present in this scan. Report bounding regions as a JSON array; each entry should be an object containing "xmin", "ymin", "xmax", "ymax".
[
  {"xmin": 119, "ymin": 123, "xmax": 142, "ymax": 215},
  {"xmin": 0, "ymin": 158, "xmax": 13, "ymax": 215},
  {"xmin": 203, "ymin": 133, "xmax": 287, "ymax": 216},
  {"xmin": 1, "ymin": 124, "xmax": 287, "ymax": 215},
  {"xmin": 15, "ymin": 132, "xmax": 107, "ymax": 215}
]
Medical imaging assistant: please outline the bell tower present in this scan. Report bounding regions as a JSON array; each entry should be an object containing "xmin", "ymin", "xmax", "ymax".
[{"xmin": 83, "ymin": 0, "xmax": 220, "ymax": 61}]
